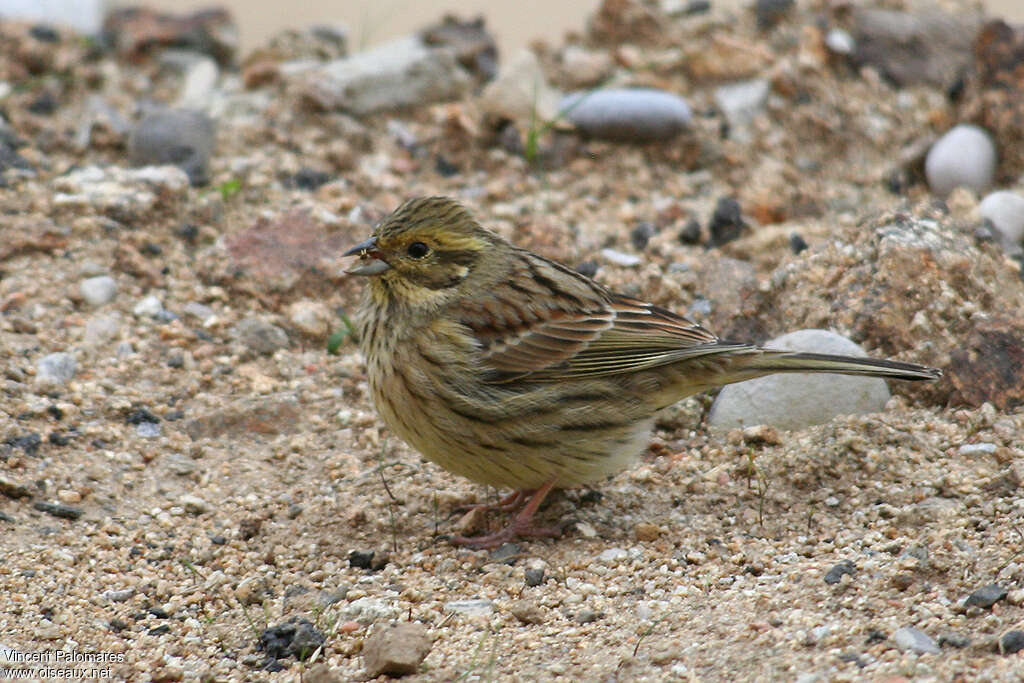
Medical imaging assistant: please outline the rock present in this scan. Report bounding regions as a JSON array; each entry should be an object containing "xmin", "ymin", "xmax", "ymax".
[
  {"xmin": 288, "ymin": 300, "xmax": 331, "ymax": 339},
  {"xmin": 36, "ymin": 352, "xmax": 77, "ymax": 387},
  {"xmin": 924, "ymin": 124, "xmax": 996, "ymax": 198},
  {"xmin": 479, "ymin": 50, "xmax": 560, "ymax": 126},
  {"xmin": 979, "ymin": 191, "xmax": 1024, "ymax": 245},
  {"xmin": 133, "ymin": 295, "xmax": 165, "ymax": 318},
  {"xmin": 362, "ymin": 622, "xmax": 431, "ymax": 677},
  {"xmin": 714, "ymin": 79, "xmax": 770, "ymax": 143},
  {"xmin": 600, "ymin": 248, "xmax": 642, "ymax": 267},
  {"xmin": 184, "ymin": 396, "xmax": 301, "ymax": 439},
  {"xmin": 963, "ymin": 584, "xmax": 1007, "ymax": 609},
  {"xmin": 102, "ymin": 7, "xmax": 237, "ymax": 65},
  {"xmin": 1000, "ymin": 631, "xmax": 1024, "ymax": 655},
  {"xmin": 631, "ymin": 221, "xmax": 656, "ymax": 250},
  {"xmin": 524, "ymin": 567, "xmax": 545, "ymax": 587},
  {"xmin": 598, "ymin": 548, "xmax": 628, "ymax": 564},
  {"xmin": 176, "ymin": 57, "xmax": 220, "ymax": 110},
  {"xmin": 707, "ymin": 197, "xmax": 749, "ymax": 247},
  {"xmin": 824, "ymin": 29, "xmax": 855, "ymax": 56},
  {"xmin": 948, "ymin": 318, "xmax": 1024, "ymax": 411},
  {"xmin": 560, "ymin": 46, "xmax": 614, "ymax": 88},
  {"xmin": 444, "ymin": 599, "xmax": 494, "ymax": 617},
  {"xmin": 708, "ymin": 330, "xmax": 891, "ymax": 430},
  {"xmin": 938, "ymin": 633, "xmax": 970, "ymax": 649},
  {"xmin": 0, "ymin": 476, "xmax": 32, "ymax": 499},
  {"xmin": 79, "ymin": 275, "xmax": 117, "ymax": 306},
  {"xmin": 33, "ymin": 501, "xmax": 83, "ymax": 520},
  {"xmin": 101, "ymin": 588, "xmax": 134, "ymax": 602},
  {"xmin": 302, "ymin": 663, "xmax": 343, "ymax": 683},
  {"xmin": 562, "ymin": 88, "xmax": 691, "ymax": 143},
  {"xmin": 128, "ymin": 108, "xmax": 216, "ymax": 186},
  {"xmin": 232, "ymin": 317, "xmax": 289, "ymax": 354},
  {"xmin": 302, "ymin": 36, "xmax": 473, "ymax": 115},
  {"xmin": 755, "ymin": 0, "xmax": 793, "ymax": 30},
  {"xmin": 420, "ymin": 15, "xmax": 497, "ymax": 82},
  {"xmin": 180, "ymin": 495, "xmax": 209, "ymax": 515},
  {"xmin": 53, "ymin": 164, "xmax": 190, "ymax": 221},
  {"xmin": 892, "ymin": 626, "xmax": 939, "ymax": 654},
  {"xmin": 508, "ymin": 600, "xmax": 545, "ymax": 624},
  {"xmin": 84, "ymin": 314, "xmax": 122, "ymax": 345},
  {"xmin": 259, "ymin": 618, "xmax": 325, "ymax": 661},
  {"xmin": 853, "ymin": 7, "xmax": 978, "ymax": 89},
  {"xmin": 824, "ymin": 560, "xmax": 856, "ymax": 585},
  {"xmin": 341, "ymin": 597, "xmax": 399, "ymax": 625}
]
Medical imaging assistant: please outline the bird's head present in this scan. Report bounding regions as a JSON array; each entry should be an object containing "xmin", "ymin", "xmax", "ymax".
[{"xmin": 345, "ymin": 197, "xmax": 502, "ymax": 310}]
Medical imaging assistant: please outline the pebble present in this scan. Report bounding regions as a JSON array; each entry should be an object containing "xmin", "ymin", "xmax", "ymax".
[
  {"xmin": 444, "ymin": 599, "xmax": 494, "ymax": 617},
  {"xmin": 177, "ymin": 57, "xmax": 219, "ymax": 110},
  {"xmin": 708, "ymin": 330, "xmax": 891, "ymax": 430},
  {"xmin": 258, "ymin": 617, "xmax": 325, "ymax": 661},
  {"xmin": 132, "ymin": 295, "xmax": 164, "ymax": 318},
  {"xmin": 362, "ymin": 622, "xmax": 432, "ymax": 677},
  {"xmin": 562, "ymin": 88, "xmax": 691, "ymax": 143},
  {"xmin": 707, "ymin": 197, "xmax": 748, "ymax": 247},
  {"xmin": 102, "ymin": 588, "xmax": 134, "ymax": 602},
  {"xmin": 79, "ymin": 275, "xmax": 117, "ymax": 306},
  {"xmin": 598, "ymin": 548, "xmax": 629, "ymax": 565},
  {"xmin": 979, "ymin": 191, "xmax": 1024, "ymax": 245},
  {"xmin": 180, "ymin": 495, "xmax": 209, "ymax": 515},
  {"xmin": 509, "ymin": 600, "xmax": 545, "ymax": 624},
  {"xmin": 342, "ymin": 597, "xmax": 398, "ymax": 624},
  {"xmin": 56, "ymin": 489, "xmax": 81, "ymax": 504},
  {"xmin": 1000, "ymin": 631, "xmax": 1024, "ymax": 655},
  {"xmin": 183, "ymin": 302, "xmax": 216, "ymax": 324},
  {"xmin": 524, "ymin": 567, "xmax": 545, "ymax": 587},
  {"xmin": 560, "ymin": 45, "xmax": 613, "ymax": 88},
  {"xmin": 924, "ymin": 124, "xmax": 997, "ymax": 198},
  {"xmin": 957, "ymin": 442, "xmax": 997, "ymax": 455},
  {"xmin": 232, "ymin": 317, "xmax": 289, "ymax": 354},
  {"xmin": 963, "ymin": 584, "xmax": 1007, "ymax": 609},
  {"xmin": 36, "ymin": 352, "xmax": 77, "ymax": 387},
  {"xmin": 479, "ymin": 49, "xmax": 560, "ymax": 125},
  {"xmin": 303, "ymin": 36, "xmax": 472, "ymax": 115},
  {"xmin": 33, "ymin": 501, "xmax": 83, "ymax": 520},
  {"xmin": 714, "ymin": 79, "xmax": 770, "ymax": 142},
  {"xmin": 600, "ymin": 248, "xmax": 642, "ymax": 267},
  {"xmin": 128, "ymin": 108, "xmax": 216, "ymax": 186},
  {"xmin": 824, "ymin": 560, "xmax": 856, "ymax": 585},
  {"xmin": 755, "ymin": 0, "xmax": 794, "ymax": 29},
  {"xmin": 630, "ymin": 221, "xmax": 656, "ymax": 250},
  {"xmin": 288, "ymin": 300, "xmax": 331, "ymax": 339},
  {"xmin": 892, "ymin": 626, "xmax": 939, "ymax": 654},
  {"xmin": 576, "ymin": 609, "xmax": 601, "ymax": 624},
  {"xmin": 938, "ymin": 633, "xmax": 970, "ymax": 649},
  {"xmin": 84, "ymin": 314, "xmax": 122, "ymax": 345}
]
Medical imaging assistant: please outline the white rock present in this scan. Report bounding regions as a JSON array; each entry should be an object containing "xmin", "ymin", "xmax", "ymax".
[
  {"xmin": 563, "ymin": 88, "xmax": 691, "ymax": 143},
  {"xmin": 714, "ymin": 79, "xmax": 771, "ymax": 142},
  {"xmin": 303, "ymin": 36, "xmax": 472, "ymax": 115},
  {"xmin": 288, "ymin": 300, "xmax": 331, "ymax": 339},
  {"xmin": 893, "ymin": 626, "xmax": 939, "ymax": 654},
  {"xmin": 444, "ymin": 599, "xmax": 494, "ymax": 617},
  {"xmin": 979, "ymin": 190, "xmax": 1024, "ymax": 244},
  {"xmin": 824, "ymin": 29, "xmax": 855, "ymax": 55},
  {"xmin": 79, "ymin": 275, "xmax": 117, "ymax": 306},
  {"xmin": 133, "ymin": 295, "xmax": 164, "ymax": 318},
  {"xmin": 560, "ymin": 45, "xmax": 613, "ymax": 88},
  {"xmin": 479, "ymin": 49, "xmax": 561, "ymax": 125},
  {"xmin": 708, "ymin": 329, "xmax": 891, "ymax": 430},
  {"xmin": 925, "ymin": 124, "xmax": 997, "ymax": 198},
  {"xmin": 177, "ymin": 57, "xmax": 220, "ymax": 109},
  {"xmin": 36, "ymin": 352, "xmax": 77, "ymax": 387},
  {"xmin": 600, "ymin": 248, "xmax": 642, "ymax": 267},
  {"xmin": 180, "ymin": 495, "xmax": 209, "ymax": 515}
]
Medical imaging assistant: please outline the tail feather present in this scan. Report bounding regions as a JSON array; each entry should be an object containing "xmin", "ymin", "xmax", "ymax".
[{"xmin": 741, "ymin": 350, "xmax": 941, "ymax": 381}]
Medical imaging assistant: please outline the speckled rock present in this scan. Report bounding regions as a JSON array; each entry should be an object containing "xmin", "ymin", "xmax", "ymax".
[{"xmin": 708, "ymin": 330, "xmax": 890, "ymax": 430}]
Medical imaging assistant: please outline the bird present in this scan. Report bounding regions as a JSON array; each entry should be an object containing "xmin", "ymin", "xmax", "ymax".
[{"xmin": 344, "ymin": 196, "xmax": 941, "ymax": 548}]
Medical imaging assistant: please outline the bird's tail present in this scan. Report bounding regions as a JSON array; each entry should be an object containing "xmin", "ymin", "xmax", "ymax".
[{"xmin": 730, "ymin": 350, "xmax": 941, "ymax": 382}]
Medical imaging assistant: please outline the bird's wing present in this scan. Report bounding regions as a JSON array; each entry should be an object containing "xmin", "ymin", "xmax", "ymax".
[{"xmin": 457, "ymin": 251, "xmax": 741, "ymax": 383}]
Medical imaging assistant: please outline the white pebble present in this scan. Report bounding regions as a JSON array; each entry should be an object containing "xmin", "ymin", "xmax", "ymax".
[
  {"xmin": 925, "ymin": 124, "xmax": 996, "ymax": 198},
  {"xmin": 601, "ymin": 248, "xmax": 642, "ymax": 267},
  {"xmin": 133, "ymin": 295, "xmax": 164, "ymax": 317},
  {"xmin": 79, "ymin": 275, "xmax": 117, "ymax": 306},
  {"xmin": 36, "ymin": 352, "xmax": 77, "ymax": 386},
  {"xmin": 979, "ymin": 190, "xmax": 1024, "ymax": 244}
]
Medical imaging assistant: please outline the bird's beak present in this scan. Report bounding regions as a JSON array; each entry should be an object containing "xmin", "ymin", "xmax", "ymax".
[{"xmin": 343, "ymin": 237, "xmax": 391, "ymax": 276}]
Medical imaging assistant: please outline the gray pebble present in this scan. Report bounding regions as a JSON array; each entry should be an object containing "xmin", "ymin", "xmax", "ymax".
[
  {"xmin": 128, "ymin": 108, "xmax": 216, "ymax": 186},
  {"xmin": 33, "ymin": 501, "xmax": 83, "ymax": 520},
  {"xmin": 824, "ymin": 560, "xmax": 856, "ymax": 585},
  {"xmin": 938, "ymin": 633, "xmax": 970, "ymax": 648},
  {"xmin": 714, "ymin": 79, "xmax": 770, "ymax": 142},
  {"xmin": 893, "ymin": 626, "xmax": 939, "ymax": 654},
  {"xmin": 979, "ymin": 191, "xmax": 1024, "ymax": 245},
  {"xmin": 963, "ymin": 584, "xmax": 1007, "ymax": 609},
  {"xmin": 1000, "ymin": 630, "xmax": 1024, "ymax": 655},
  {"xmin": 563, "ymin": 88, "xmax": 691, "ymax": 143},
  {"xmin": 444, "ymin": 599, "xmax": 494, "ymax": 617},
  {"xmin": 36, "ymin": 352, "xmax": 77, "ymax": 387},
  {"xmin": 924, "ymin": 124, "xmax": 996, "ymax": 198},
  {"xmin": 708, "ymin": 330, "xmax": 890, "ymax": 430},
  {"xmin": 84, "ymin": 314, "xmax": 122, "ymax": 345},
  {"xmin": 524, "ymin": 567, "xmax": 545, "ymax": 587},
  {"xmin": 79, "ymin": 275, "xmax": 117, "ymax": 306},
  {"xmin": 576, "ymin": 609, "xmax": 600, "ymax": 624},
  {"xmin": 102, "ymin": 588, "xmax": 134, "ymax": 602},
  {"xmin": 232, "ymin": 317, "xmax": 289, "ymax": 354}
]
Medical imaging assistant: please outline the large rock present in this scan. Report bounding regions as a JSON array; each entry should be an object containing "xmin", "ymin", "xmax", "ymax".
[
  {"xmin": 302, "ymin": 36, "xmax": 473, "ymax": 115},
  {"xmin": 708, "ymin": 329, "xmax": 891, "ymax": 430}
]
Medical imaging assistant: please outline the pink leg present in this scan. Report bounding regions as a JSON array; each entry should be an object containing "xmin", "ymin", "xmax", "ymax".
[
  {"xmin": 449, "ymin": 480, "xmax": 562, "ymax": 549},
  {"xmin": 455, "ymin": 489, "xmax": 527, "ymax": 515}
]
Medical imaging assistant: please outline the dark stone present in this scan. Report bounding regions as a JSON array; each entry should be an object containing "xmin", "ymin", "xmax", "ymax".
[
  {"xmin": 210, "ymin": 535, "xmax": 227, "ymax": 545},
  {"xmin": 964, "ymin": 584, "xmax": 1008, "ymax": 609},
  {"xmin": 125, "ymin": 408, "xmax": 160, "ymax": 425},
  {"xmin": 259, "ymin": 617, "xmax": 325, "ymax": 661},
  {"xmin": 524, "ymin": 568, "xmax": 545, "ymax": 587},
  {"xmin": 166, "ymin": 353, "xmax": 185, "ymax": 369},
  {"xmin": 28, "ymin": 92, "xmax": 58, "ymax": 115},
  {"xmin": 5, "ymin": 433, "xmax": 42, "ymax": 455},
  {"xmin": 34, "ymin": 500, "xmax": 84, "ymax": 519},
  {"xmin": 0, "ymin": 143, "xmax": 33, "ymax": 173},
  {"xmin": 435, "ymin": 155, "xmax": 460, "ymax": 177},
  {"xmin": 0, "ymin": 512, "xmax": 14, "ymax": 522},
  {"xmin": 576, "ymin": 609, "xmax": 601, "ymax": 624},
  {"xmin": 291, "ymin": 167, "xmax": 332, "ymax": 191},
  {"xmin": 47, "ymin": 405, "xmax": 63, "ymax": 420},
  {"xmin": 838, "ymin": 653, "xmax": 866, "ymax": 668},
  {"xmin": 1000, "ymin": 631, "xmax": 1024, "ymax": 655},
  {"xmin": 176, "ymin": 224, "xmax": 199, "ymax": 245},
  {"xmin": 708, "ymin": 197, "xmax": 748, "ymax": 247},
  {"xmin": 575, "ymin": 261, "xmax": 598, "ymax": 278},
  {"xmin": 684, "ymin": 0, "xmax": 711, "ymax": 15},
  {"xmin": 48, "ymin": 432, "xmax": 69, "ymax": 446},
  {"xmin": 678, "ymin": 218, "xmax": 702, "ymax": 245},
  {"xmin": 147, "ymin": 624, "xmax": 170, "ymax": 635},
  {"xmin": 789, "ymin": 233, "xmax": 809, "ymax": 254},
  {"xmin": 148, "ymin": 607, "xmax": 170, "ymax": 619},
  {"xmin": 756, "ymin": 0, "xmax": 794, "ymax": 30},
  {"xmin": 349, "ymin": 549, "xmax": 375, "ymax": 570},
  {"xmin": 488, "ymin": 543, "xmax": 521, "ymax": 565},
  {"xmin": 29, "ymin": 25, "xmax": 61, "ymax": 42},
  {"xmin": 630, "ymin": 221, "xmax": 657, "ymax": 250},
  {"xmin": 938, "ymin": 633, "xmax": 970, "ymax": 648},
  {"xmin": 128, "ymin": 108, "xmax": 216, "ymax": 186},
  {"xmin": 239, "ymin": 517, "xmax": 263, "ymax": 540},
  {"xmin": 824, "ymin": 560, "xmax": 856, "ymax": 584}
]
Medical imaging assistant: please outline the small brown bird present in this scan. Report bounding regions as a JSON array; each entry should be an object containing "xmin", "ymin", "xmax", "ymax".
[{"xmin": 345, "ymin": 197, "xmax": 940, "ymax": 548}]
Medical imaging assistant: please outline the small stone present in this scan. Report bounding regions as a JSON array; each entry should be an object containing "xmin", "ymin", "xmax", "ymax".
[
  {"xmin": 302, "ymin": 663, "xmax": 343, "ymax": 683},
  {"xmin": 132, "ymin": 295, "xmax": 164, "ymax": 318},
  {"xmin": 1007, "ymin": 589, "xmax": 1024, "ymax": 606},
  {"xmin": 600, "ymin": 248, "xmax": 642, "ymax": 267},
  {"xmin": 755, "ymin": 0, "xmax": 793, "ymax": 29},
  {"xmin": 824, "ymin": 560, "xmax": 856, "ymax": 585},
  {"xmin": 714, "ymin": 79, "xmax": 770, "ymax": 142},
  {"xmin": 33, "ymin": 501, "xmax": 83, "ymax": 520},
  {"xmin": 634, "ymin": 522, "xmax": 661, "ymax": 541},
  {"xmin": 180, "ymin": 495, "xmax": 209, "ymax": 515},
  {"xmin": 36, "ymin": 352, "xmax": 77, "ymax": 387},
  {"xmin": 0, "ymin": 476, "xmax": 32, "ymax": 499},
  {"xmin": 288, "ymin": 300, "xmax": 331, "ymax": 339},
  {"xmin": 101, "ymin": 588, "xmax": 134, "ymax": 602},
  {"xmin": 79, "ymin": 275, "xmax": 117, "ymax": 306},
  {"xmin": 128, "ymin": 108, "xmax": 216, "ymax": 185},
  {"xmin": 958, "ymin": 442, "xmax": 997, "ymax": 455},
  {"xmin": 938, "ymin": 633, "xmax": 970, "ymax": 649},
  {"xmin": 630, "ymin": 222, "xmax": 656, "ymax": 250},
  {"xmin": 342, "ymin": 597, "xmax": 399, "ymax": 624},
  {"xmin": 259, "ymin": 618, "xmax": 325, "ymax": 661},
  {"xmin": 560, "ymin": 46, "xmax": 613, "ymax": 88},
  {"xmin": 508, "ymin": 600, "xmax": 544, "ymax": 624},
  {"xmin": 444, "ymin": 599, "xmax": 494, "ymax": 617},
  {"xmin": 789, "ymin": 233, "xmax": 809, "ymax": 254},
  {"xmin": 999, "ymin": 631, "xmax": 1024, "ymax": 655},
  {"xmin": 479, "ymin": 49, "xmax": 560, "ymax": 125},
  {"xmin": 893, "ymin": 626, "xmax": 939, "ymax": 654},
  {"xmin": 362, "ymin": 622, "xmax": 431, "ymax": 677},
  {"xmin": 678, "ymin": 218, "xmax": 702, "ymax": 245},
  {"xmin": 576, "ymin": 609, "xmax": 600, "ymax": 624},
  {"xmin": 562, "ymin": 88, "xmax": 691, "ymax": 143},
  {"xmin": 56, "ymin": 489, "xmax": 81, "ymax": 504},
  {"xmin": 707, "ymin": 197, "xmax": 748, "ymax": 247},
  {"xmin": 524, "ymin": 567, "xmax": 545, "ymax": 587},
  {"xmin": 598, "ymin": 548, "xmax": 628, "ymax": 564},
  {"xmin": 183, "ymin": 302, "xmax": 216, "ymax": 324},
  {"xmin": 979, "ymin": 191, "xmax": 1024, "ymax": 245},
  {"xmin": 925, "ymin": 124, "xmax": 997, "ymax": 198},
  {"xmin": 963, "ymin": 584, "xmax": 1007, "ymax": 609},
  {"xmin": 232, "ymin": 317, "xmax": 289, "ymax": 354}
]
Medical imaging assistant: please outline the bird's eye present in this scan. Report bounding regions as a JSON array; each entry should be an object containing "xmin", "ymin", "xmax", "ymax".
[{"xmin": 407, "ymin": 242, "xmax": 430, "ymax": 259}]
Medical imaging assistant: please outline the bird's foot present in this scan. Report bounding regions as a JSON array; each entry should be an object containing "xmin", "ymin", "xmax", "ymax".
[
  {"xmin": 454, "ymin": 489, "xmax": 528, "ymax": 515},
  {"xmin": 448, "ymin": 480, "xmax": 561, "ymax": 548}
]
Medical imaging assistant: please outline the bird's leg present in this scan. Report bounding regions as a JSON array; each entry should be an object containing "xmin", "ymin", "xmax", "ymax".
[
  {"xmin": 454, "ymin": 489, "xmax": 527, "ymax": 515},
  {"xmin": 449, "ymin": 479, "xmax": 562, "ymax": 548}
]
